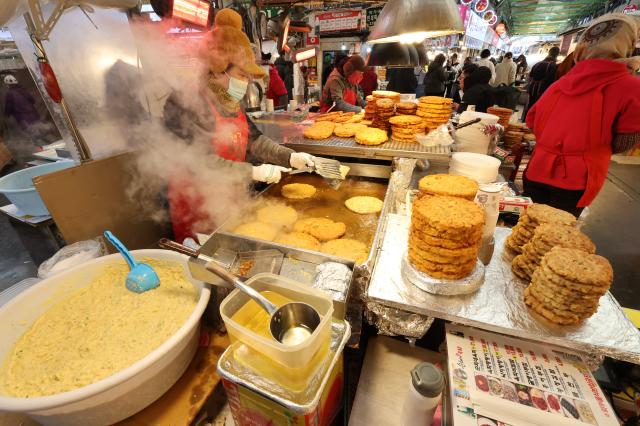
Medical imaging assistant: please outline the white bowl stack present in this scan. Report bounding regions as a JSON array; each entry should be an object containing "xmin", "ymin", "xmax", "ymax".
[
  {"xmin": 455, "ymin": 111, "xmax": 500, "ymax": 154},
  {"xmin": 449, "ymin": 152, "xmax": 501, "ymax": 184}
]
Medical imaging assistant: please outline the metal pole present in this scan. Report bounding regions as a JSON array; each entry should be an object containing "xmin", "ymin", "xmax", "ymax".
[{"xmin": 23, "ymin": 11, "xmax": 93, "ymax": 162}]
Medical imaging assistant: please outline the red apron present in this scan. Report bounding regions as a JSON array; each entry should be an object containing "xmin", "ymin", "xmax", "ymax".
[
  {"xmin": 319, "ymin": 87, "xmax": 357, "ymax": 113},
  {"xmin": 526, "ymin": 79, "xmax": 621, "ymax": 208},
  {"xmin": 168, "ymin": 98, "xmax": 249, "ymax": 242}
]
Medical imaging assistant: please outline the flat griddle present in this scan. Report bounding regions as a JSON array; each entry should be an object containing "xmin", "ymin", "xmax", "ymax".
[{"xmin": 258, "ymin": 173, "xmax": 388, "ymax": 250}]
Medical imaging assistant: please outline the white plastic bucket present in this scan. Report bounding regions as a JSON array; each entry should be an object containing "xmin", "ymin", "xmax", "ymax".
[{"xmin": 0, "ymin": 161, "xmax": 75, "ymax": 216}]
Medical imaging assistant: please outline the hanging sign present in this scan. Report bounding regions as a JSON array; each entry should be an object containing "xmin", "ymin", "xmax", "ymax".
[
  {"xmin": 495, "ymin": 23, "xmax": 506, "ymax": 35},
  {"xmin": 488, "ymin": 15, "xmax": 498, "ymax": 25},
  {"xmin": 366, "ymin": 6, "xmax": 384, "ymax": 29},
  {"xmin": 317, "ymin": 10, "xmax": 364, "ymax": 33},
  {"xmin": 483, "ymin": 10, "xmax": 495, "ymax": 22},
  {"xmin": 461, "ymin": 0, "xmax": 473, "ymax": 5},
  {"xmin": 306, "ymin": 35, "xmax": 320, "ymax": 46},
  {"xmin": 474, "ymin": 0, "xmax": 489, "ymax": 13}
]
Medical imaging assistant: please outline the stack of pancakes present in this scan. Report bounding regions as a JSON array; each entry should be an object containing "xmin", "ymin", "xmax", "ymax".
[
  {"xmin": 418, "ymin": 174, "xmax": 479, "ymax": 201},
  {"xmin": 389, "ymin": 115, "xmax": 425, "ymax": 142},
  {"xmin": 372, "ymin": 98, "xmax": 395, "ymax": 131},
  {"xmin": 364, "ymin": 95, "xmax": 377, "ymax": 120},
  {"xmin": 371, "ymin": 90, "xmax": 401, "ymax": 103},
  {"xmin": 505, "ymin": 204, "xmax": 577, "ymax": 254},
  {"xmin": 512, "ymin": 223, "xmax": 596, "ymax": 282},
  {"xmin": 487, "ymin": 106, "xmax": 513, "ymax": 127},
  {"xmin": 525, "ymin": 247, "xmax": 612, "ymax": 325},
  {"xmin": 409, "ymin": 196, "xmax": 484, "ymax": 280},
  {"xmin": 395, "ymin": 102, "xmax": 418, "ymax": 115},
  {"xmin": 416, "ymin": 96, "xmax": 453, "ymax": 132}
]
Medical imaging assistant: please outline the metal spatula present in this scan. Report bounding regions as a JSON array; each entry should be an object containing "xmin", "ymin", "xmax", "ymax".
[{"xmin": 311, "ymin": 156, "xmax": 343, "ymax": 180}]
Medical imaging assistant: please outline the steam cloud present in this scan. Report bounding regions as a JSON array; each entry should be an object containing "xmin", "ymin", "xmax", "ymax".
[{"xmin": 101, "ymin": 19, "xmax": 254, "ymax": 238}]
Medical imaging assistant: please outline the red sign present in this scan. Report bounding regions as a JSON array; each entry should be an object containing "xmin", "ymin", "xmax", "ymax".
[
  {"xmin": 317, "ymin": 10, "xmax": 364, "ymax": 33},
  {"xmin": 623, "ymin": 4, "xmax": 638, "ymax": 13},
  {"xmin": 306, "ymin": 35, "xmax": 320, "ymax": 46},
  {"xmin": 495, "ymin": 23, "xmax": 506, "ymax": 35}
]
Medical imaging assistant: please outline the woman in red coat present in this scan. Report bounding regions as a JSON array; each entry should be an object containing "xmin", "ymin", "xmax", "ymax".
[{"xmin": 524, "ymin": 14, "xmax": 640, "ymax": 217}]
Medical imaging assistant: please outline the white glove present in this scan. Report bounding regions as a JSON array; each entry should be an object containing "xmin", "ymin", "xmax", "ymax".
[
  {"xmin": 289, "ymin": 152, "xmax": 315, "ymax": 170},
  {"xmin": 252, "ymin": 164, "xmax": 291, "ymax": 184}
]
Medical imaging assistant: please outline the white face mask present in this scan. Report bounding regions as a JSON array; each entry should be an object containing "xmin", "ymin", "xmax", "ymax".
[{"xmin": 225, "ymin": 72, "xmax": 249, "ymax": 102}]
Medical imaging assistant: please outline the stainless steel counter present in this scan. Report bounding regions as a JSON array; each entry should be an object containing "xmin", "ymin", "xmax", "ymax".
[{"xmin": 367, "ymin": 214, "xmax": 640, "ymax": 364}]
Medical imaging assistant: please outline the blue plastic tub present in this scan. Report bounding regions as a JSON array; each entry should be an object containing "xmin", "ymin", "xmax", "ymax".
[{"xmin": 0, "ymin": 160, "xmax": 75, "ymax": 216}]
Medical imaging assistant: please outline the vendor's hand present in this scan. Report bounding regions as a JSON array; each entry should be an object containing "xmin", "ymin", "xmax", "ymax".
[
  {"xmin": 289, "ymin": 152, "xmax": 315, "ymax": 170},
  {"xmin": 252, "ymin": 164, "xmax": 291, "ymax": 184}
]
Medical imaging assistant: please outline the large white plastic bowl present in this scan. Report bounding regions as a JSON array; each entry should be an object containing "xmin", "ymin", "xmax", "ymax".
[{"xmin": 0, "ymin": 250, "xmax": 210, "ymax": 426}]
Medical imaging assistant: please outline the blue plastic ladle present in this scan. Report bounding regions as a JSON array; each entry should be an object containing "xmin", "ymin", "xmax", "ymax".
[{"xmin": 104, "ymin": 231, "xmax": 160, "ymax": 293}]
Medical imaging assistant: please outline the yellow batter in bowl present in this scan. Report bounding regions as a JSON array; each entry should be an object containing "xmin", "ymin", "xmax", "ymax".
[{"xmin": 0, "ymin": 259, "xmax": 198, "ymax": 398}]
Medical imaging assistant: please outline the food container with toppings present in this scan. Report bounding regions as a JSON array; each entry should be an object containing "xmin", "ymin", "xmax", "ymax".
[
  {"xmin": 0, "ymin": 250, "xmax": 210, "ymax": 426},
  {"xmin": 220, "ymin": 273, "xmax": 333, "ymax": 369}
]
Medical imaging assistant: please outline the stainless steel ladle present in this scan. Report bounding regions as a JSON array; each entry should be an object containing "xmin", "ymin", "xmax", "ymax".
[{"xmin": 159, "ymin": 239, "xmax": 321, "ymax": 345}]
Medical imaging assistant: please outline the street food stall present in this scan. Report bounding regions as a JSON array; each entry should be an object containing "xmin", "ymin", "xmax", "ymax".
[{"xmin": 0, "ymin": 1, "xmax": 639, "ymax": 425}]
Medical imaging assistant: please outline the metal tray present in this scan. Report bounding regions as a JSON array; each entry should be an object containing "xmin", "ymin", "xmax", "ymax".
[
  {"xmin": 284, "ymin": 135, "xmax": 451, "ymax": 163},
  {"xmin": 367, "ymin": 214, "xmax": 640, "ymax": 364}
]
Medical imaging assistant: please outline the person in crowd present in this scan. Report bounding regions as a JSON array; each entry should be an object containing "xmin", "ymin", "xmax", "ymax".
[
  {"xmin": 555, "ymin": 51, "xmax": 576, "ymax": 80},
  {"xmin": 463, "ymin": 56, "xmax": 473, "ymax": 67},
  {"xmin": 423, "ymin": 53, "xmax": 448, "ymax": 96},
  {"xmin": 3, "ymin": 74, "xmax": 40, "ymax": 130},
  {"xmin": 457, "ymin": 66, "xmax": 494, "ymax": 113},
  {"xmin": 475, "ymin": 49, "xmax": 496, "ymax": 85},
  {"xmin": 515, "ymin": 54, "xmax": 528, "ymax": 79},
  {"xmin": 320, "ymin": 54, "xmax": 367, "ymax": 112},
  {"xmin": 494, "ymin": 52, "xmax": 517, "ymax": 86},
  {"xmin": 359, "ymin": 66, "xmax": 378, "ymax": 97},
  {"xmin": 386, "ymin": 66, "xmax": 418, "ymax": 94},
  {"xmin": 523, "ymin": 46, "xmax": 560, "ymax": 119},
  {"xmin": 274, "ymin": 56, "xmax": 294, "ymax": 102},
  {"xmin": 262, "ymin": 53, "xmax": 288, "ymax": 108},
  {"xmin": 163, "ymin": 9, "xmax": 315, "ymax": 241},
  {"xmin": 321, "ymin": 53, "xmax": 347, "ymax": 89},
  {"xmin": 452, "ymin": 63, "xmax": 478, "ymax": 105},
  {"xmin": 414, "ymin": 65, "xmax": 426, "ymax": 98},
  {"xmin": 449, "ymin": 53, "xmax": 462, "ymax": 74},
  {"xmin": 524, "ymin": 14, "xmax": 640, "ymax": 217}
]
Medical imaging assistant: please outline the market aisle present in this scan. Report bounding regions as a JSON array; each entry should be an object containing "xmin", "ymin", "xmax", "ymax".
[{"xmin": 581, "ymin": 163, "xmax": 640, "ymax": 310}]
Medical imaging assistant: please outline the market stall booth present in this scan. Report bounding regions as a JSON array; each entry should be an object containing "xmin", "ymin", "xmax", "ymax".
[{"xmin": 1, "ymin": 0, "xmax": 639, "ymax": 425}]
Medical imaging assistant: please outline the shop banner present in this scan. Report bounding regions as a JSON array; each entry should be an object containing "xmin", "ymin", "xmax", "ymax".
[
  {"xmin": 316, "ymin": 10, "xmax": 365, "ymax": 34},
  {"xmin": 459, "ymin": 4, "xmax": 471, "ymax": 28},
  {"xmin": 366, "ymin": 6, "xmax": 384, "ymax": 29},
  {"xmin": 465, "ymin": 10, "xmax": 489, "ymax": 43},
  {"xmin": 446, "ymin": 324, "xmax": 618, "ymax": 426}
]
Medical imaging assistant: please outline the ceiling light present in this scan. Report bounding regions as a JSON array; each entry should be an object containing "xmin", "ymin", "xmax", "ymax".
[
  {"xmin": 366, "ymin": 42, "xmax": 427, "ymax": 67},
  {"xmin": 368, "ymin": 0, "xmax": 463, "ymax": 45}
]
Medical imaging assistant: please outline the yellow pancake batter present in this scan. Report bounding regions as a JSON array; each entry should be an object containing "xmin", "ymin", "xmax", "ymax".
[{"xmin": 0, "ymin": 259, "xmax": 197, "ymax": 398}]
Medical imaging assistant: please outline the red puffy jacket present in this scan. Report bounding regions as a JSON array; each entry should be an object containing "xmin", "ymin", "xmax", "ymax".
[{"xmin": 265, "ymin": 64, "xmax": 288, "ymax": 106}]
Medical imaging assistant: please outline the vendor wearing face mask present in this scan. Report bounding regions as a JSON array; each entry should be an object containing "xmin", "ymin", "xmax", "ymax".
[
  {"xmin": 319, "ymin": 55, "xmax": 367, "ymax": 113},
  {"xmin": 163, "ymin": 9, "xmax": 314, "ymax": 242}
]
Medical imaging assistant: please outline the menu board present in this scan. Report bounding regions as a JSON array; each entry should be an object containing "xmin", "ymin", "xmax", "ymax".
[
  {"xmin": 317, "ymin": 10, "xmax": 365, "ymax": 33},
  {"xmin": 446, "ymin": 324, "xmax": 617, "ymax": 426}
]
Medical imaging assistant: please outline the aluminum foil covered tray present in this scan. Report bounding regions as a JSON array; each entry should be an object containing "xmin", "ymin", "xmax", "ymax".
[{"xmin": 368, "ymin": 214, "xmax": 640, "ymax": 364}]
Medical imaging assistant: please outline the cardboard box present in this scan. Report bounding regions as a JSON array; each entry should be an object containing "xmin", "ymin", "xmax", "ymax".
[{"xmin": 0, "ymin": 139, "xmax": 13, "ymax": 170}]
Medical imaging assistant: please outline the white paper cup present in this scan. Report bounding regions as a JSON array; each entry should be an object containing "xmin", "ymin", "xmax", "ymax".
[{"xmin": 289, "ymin": 100, "xmax": 298, "ymax": 111}]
